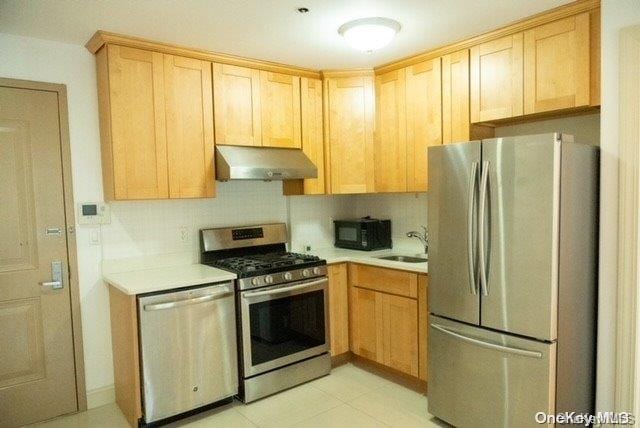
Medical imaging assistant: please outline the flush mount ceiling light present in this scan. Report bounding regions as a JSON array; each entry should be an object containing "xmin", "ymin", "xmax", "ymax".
[{"xmin": 338, "ymin": 17, "xmax": 401, "ymax": 53}]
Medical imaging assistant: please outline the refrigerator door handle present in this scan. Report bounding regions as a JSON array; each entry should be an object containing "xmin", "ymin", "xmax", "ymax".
[
  {"xmin": 431, "ymin": 323, "xmax": 543, "ymax": 359},
  {"xmin": 467, "ymin": 161, "xmax": 479, "ymax": 295},
  {"xmin": 478, "ymin": 160, "xmax": 490, "ymax": 296}
]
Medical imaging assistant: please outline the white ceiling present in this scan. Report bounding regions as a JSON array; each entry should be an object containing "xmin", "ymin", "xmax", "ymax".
[{"xmin": 0, "ymin": 0, "xmax": 572, "ymax": 70}]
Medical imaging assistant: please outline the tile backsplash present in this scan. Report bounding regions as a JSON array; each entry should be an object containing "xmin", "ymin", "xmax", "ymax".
[{"xmin": 98, "ymin": 180, "xmax": 428, "ymax": 263}]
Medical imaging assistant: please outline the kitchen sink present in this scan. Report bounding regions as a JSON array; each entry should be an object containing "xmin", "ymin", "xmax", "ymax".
[{"xmin": 376, "ymin": 255, "xmax": 428, "ymax": 263}]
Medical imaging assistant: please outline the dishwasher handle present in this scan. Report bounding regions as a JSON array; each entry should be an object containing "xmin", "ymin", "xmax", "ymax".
[{"xmin": 143, "ymin": 284, "xmax": 233, "ymax": 311}]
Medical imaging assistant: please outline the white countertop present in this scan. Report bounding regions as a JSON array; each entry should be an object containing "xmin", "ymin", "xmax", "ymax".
[
  {"xmin": 312, "ymin": 247, "xmax": 428, "ymax": 274},
  {"xmin": 103, "ymin": 264, "xmax": 237, "ymax": 295}
]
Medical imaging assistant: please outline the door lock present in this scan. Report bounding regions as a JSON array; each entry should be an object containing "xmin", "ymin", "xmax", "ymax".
[{"xmin": 40, "ymin": 261, "xmax": 64, "ymax": 290}]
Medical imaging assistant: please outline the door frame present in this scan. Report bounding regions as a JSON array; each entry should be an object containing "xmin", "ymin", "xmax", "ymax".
[
  {"xmin": 615, "ymin": 26, "xmax": 640, "ymax": 417},
  {"xmin": 0, "ymin": 77, "xmax": 87, "ymax": 411}
]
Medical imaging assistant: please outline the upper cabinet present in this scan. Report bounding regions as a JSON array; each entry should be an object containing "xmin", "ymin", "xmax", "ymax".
[
  {"xmin": 442, "ymin": 50, "xmax": 471, "ymax": 145},
  {"xmin": 523, "ymin": 12, "xmax": 590, "ymax": 114},
  {"xmin": 325, "ymin": 73, "xmax": 375, "ymax": 194},
  {"xmin": 470, "ymin": 33, "xmax": 524, "ymax": 123},
  {"xmin": 213, "ymin": 64, "xmax": 302, "ymax": 148},
  {"xmin": 212, "ymin": 64, "xmax": 262, "ymax": 147},
  {"xmin": 283, "ymin": 77, "xmax": 325, "ymax": 195},
  {"xmin": 96, "ymin": 45, "xmax": 214, "ymax": 200},
  {"xmin": 164, "ymin": 55, "xmax": 215, "ymax": 198},
  {"xmin": 375, "ymin": 69, "xmax": 407, "ymax": 193},
  {"xmin": 259, "ymin": 71, "xmax": 302, "ymax": 148},
  {"xmin": 406, "ymin": 58, "xmax": 442, "ymax": 192}
]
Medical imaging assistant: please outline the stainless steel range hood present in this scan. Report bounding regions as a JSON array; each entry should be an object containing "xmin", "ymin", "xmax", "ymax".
[{"xmin": 215, "ymin": 146, "xmax": 318, "ymax": 181}]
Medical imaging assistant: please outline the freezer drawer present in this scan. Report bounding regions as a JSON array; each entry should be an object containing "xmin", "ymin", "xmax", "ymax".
[
  {"xmin": 428, "ymin": 315, "xmax": 556, "ymax": 428},
  {"xmin": 138, "ymin": 282, "xmax": 238, "ymax": 423}
]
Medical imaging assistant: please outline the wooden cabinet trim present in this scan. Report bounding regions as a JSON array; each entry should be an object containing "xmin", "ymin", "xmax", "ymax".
[
  {"xmin": 328, "ymin": 263, "xmax": 350, "ymax": 356},
  {"xmin": 418, "ymin": 275, "xmax": 428, "ymax": 381},
  {"xmin": 442, "ymin": 49, "xmax": 470, "ymax": 145},
  {"xmin": 87, "ymin": 31, "xmax": 320, "ymax": 79}
]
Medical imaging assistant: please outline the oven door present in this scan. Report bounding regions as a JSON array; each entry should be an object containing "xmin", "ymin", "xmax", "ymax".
[{"xmin": 240, "ymin": 277, "xmax": 329, "ymax": 377}]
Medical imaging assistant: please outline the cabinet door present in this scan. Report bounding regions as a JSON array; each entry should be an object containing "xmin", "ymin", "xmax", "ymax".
[
  {"xmin": 164, "ymin": 55, "xmax": 215, "ymax": 198},
  {"xmin": 442, "ymin": 50, "xmax": 470, "ymax": 144},
  {"xmin": 260, "ymin": 71, "xmax": 301, "ymax": 148},
  {"xmin": 406, "ymin": 58, "xmax": 442, "ymax": 192},
  {"xmin": 328, "ymin": 263, "xmax": 349, "ymax": 356},
  {"xmin": 418, "ymin": 275, "xmax": 428, "ymax": 381},
  {"xmin": 107, "ymin": 45, "xmax": 168, "ymax": 199},
  {"xmin": 349, "ymin": 287, "xmax": 383, "ymax": 363},
  {"xmin": 524, "ymin": 13, "xmax": 590, "ymax": 114},
  {"xmin": 382, "ymin": 294, "xmax": 419, "ymax": 377},
  {"xmin": 300, "ymin": 77, "xmax": 325, "ymax": 193},
  {"xmin": 326, "ymin": 75, "xmax": 375, "ymax": 194},
  {"xmin": 375, "ymin": 69, "xmax": 407, "ymax": 192},
  {"xmin": 471, "ymin": 33, "xmax": 524, "ymax": 122},
  {"xmin": 212, "ymin": 63, "xmax": 261, "ymax": 146}
]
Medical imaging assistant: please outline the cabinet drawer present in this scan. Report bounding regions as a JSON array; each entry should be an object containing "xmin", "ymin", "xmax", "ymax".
[{"xmin": 348, "ymin": 264, "xmax": 418, "ymax": 298}]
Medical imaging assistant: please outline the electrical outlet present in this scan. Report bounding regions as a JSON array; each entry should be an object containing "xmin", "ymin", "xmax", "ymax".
[{"xmin": 180, "ymin": 227, "xmax": 190, "ymax": 243}]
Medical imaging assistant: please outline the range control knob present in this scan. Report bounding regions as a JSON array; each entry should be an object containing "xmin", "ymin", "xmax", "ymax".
[
  {"xmin": 251, "ymin": 278, "xmax": 260, "ymax": 286},
  {"xmin": 302, "ymin": 269, "xmax": 310, "ymax": 277},
  {"xmin": 312, "ymin": 267, "xmax": 321, "ymax": 275},
  {"xmin": 283, "ymin": 272, "xmax": 293, "ymax": 281},
  {"xmin": 264, "ymin": 275, "xmax": 274, "ymax": 284}
]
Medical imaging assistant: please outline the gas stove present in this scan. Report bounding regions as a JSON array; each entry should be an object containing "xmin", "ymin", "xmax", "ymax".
[
  {"xmin": 199, "ymin": 223, "xmax": 331, "ymax": 403},
  {"xmin": 200, "ymin": 223, "xmax": 327, "ymax": 290}
]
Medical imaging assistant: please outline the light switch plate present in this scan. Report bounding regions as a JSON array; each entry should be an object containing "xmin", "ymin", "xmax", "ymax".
[{"xmin": 77, "ymin": 202, "xmax": 111, "ymax": 225}]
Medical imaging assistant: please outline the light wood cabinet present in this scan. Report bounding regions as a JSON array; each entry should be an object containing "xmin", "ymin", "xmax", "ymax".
[
  {"xmin": 348, "ymin": 264, "xmax": 423, "ymax": 378},
  {"xmin": 349, "ymin": 263, "xmax": 417, "ymax": 298},
  {"xmin": 213, "ymin": 64, "xmax": 302, "ymax": 149},
  {"xmin": 418, "ymin": 275, "xmax": 428, "ymax": 381},
  {"xmin": 524, "ymin": 13, "xmax": 590, "ymax": 114},
  {"xmin": 350, "ymin": 286, "xmax": 383, "ymax": 363},
  {"xmin": 442, "ymin": 50, "xmax": 471, "ymax": 144},
  {"xmin": 375, "ymin": 69, "xmax": 407, "ymax": 192},
  {"xmin": 98, "ymin": 45, "xmax": 169, "ymax": 200},
  {"xmin": 282, "ymin": 77, "xmax": 325, "ymax": 195},
  {"xmin": 328, "ymin": 263, "xmax": 349, "ymax": 356},
  {"xmin": 382, "ymin": 293, "xmax": 418, "ymax": 377},
  {"xmin": 164, "ymin": 55, "xmax": 215, "ymax": 198},
  {"xmin": 325, "ymin": 73, "xmax": 375, "ymax": 194},
  {"xmin": 406, "ymin": 58, "xmax": 442, "ymax": 192},
  {"xmin": 96, "ymin": 45, "xmax": 215, "ymax": 200},
  {"xmin": 213, "ymin": 63, "xmax": 262, "ymax": 147},
  {"xmin": 259, "ymin": 71, "xmax": 301, "ymax": 148},
  {"xmin": 471, "ymin": 33, "xmax": 524, "ymax": 123}
]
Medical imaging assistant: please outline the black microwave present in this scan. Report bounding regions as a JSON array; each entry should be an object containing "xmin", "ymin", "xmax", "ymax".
[{"xmin": 334, "ymin": 217, "xmax": 392, "ymax": 251}]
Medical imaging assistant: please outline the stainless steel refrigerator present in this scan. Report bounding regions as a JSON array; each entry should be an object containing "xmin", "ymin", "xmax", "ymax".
[{"xmin": 427, "ymin": 133, "xmax": 598, "ymax": 427}]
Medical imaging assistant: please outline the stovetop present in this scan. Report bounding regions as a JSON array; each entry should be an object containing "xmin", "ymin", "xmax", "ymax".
[{"xmin": 205, "ymin": 251, "xmax": 326, "ymax": 278}]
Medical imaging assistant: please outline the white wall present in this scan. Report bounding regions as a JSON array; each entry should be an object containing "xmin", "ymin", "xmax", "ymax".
[
  {"xmin": 352, "ymin": 193, "xmax": 428, "ymax": 240},
  {"xmin": 494, "ymin": 113, "xmax": 601, "ymax": 145},
  {"xmin": 597, "ymin": 0, "xmax": 640, "ymax": 413}
]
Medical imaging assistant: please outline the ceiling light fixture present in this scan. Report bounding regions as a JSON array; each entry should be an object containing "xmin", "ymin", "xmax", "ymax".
[{"xmin": 338, "ymin": 17, "xmax": 401, "ymax": 53}]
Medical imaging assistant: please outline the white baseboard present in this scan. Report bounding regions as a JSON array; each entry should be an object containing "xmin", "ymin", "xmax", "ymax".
[{"xmin": 86, "ymin": 384, "xmax": 115, "ymax": 409}]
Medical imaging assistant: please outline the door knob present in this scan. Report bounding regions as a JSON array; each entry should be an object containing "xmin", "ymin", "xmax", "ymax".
[{"xmin": 40, "ymin": 261, "xmax": 64, "ymax": 290}]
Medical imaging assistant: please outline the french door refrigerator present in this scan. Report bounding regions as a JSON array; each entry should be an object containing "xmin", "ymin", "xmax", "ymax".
[{"xmin": 427, "ymin": 133, "xmax": 598, "ymax": 427}]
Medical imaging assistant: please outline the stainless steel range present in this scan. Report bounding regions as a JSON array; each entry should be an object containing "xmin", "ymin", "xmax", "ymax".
[{"xmin": 200, "ymin": 223, "xmax": 331, "ymax": 403}]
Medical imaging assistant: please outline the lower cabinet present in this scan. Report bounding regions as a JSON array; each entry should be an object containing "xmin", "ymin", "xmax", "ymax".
[
  {"xmin": 328, "ymin": 263, "xmax": 350, "ymax": 356},
  {"xmin": 346, "ymin": 263, "xmax": 428, "ymax": 379}
]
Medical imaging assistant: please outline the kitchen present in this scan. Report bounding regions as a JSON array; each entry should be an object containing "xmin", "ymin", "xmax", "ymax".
[{"xmin": 0, "ymin": 0, "xmax": 638, "ymax": 427}]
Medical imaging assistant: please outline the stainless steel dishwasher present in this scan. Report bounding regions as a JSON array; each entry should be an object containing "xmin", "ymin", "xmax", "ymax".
[{"xmin": 138, "ymin": 281, "xmax": 238, "ymax": 423}]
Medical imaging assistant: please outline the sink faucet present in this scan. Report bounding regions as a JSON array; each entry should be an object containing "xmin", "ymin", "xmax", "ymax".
[{"xmin": 406, "ymin": 226, "xmax": 429, "ymax": 255}]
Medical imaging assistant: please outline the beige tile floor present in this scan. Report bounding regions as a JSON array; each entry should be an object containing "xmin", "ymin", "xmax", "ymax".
[{"xmin": 33, "ymin": 363, "xmax": 449, "ymax": 428}]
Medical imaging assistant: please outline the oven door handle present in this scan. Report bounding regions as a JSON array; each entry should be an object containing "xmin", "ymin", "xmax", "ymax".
[{"xmin": 242, "ymin": 278, "xmax": 327, "ymax": 299}]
